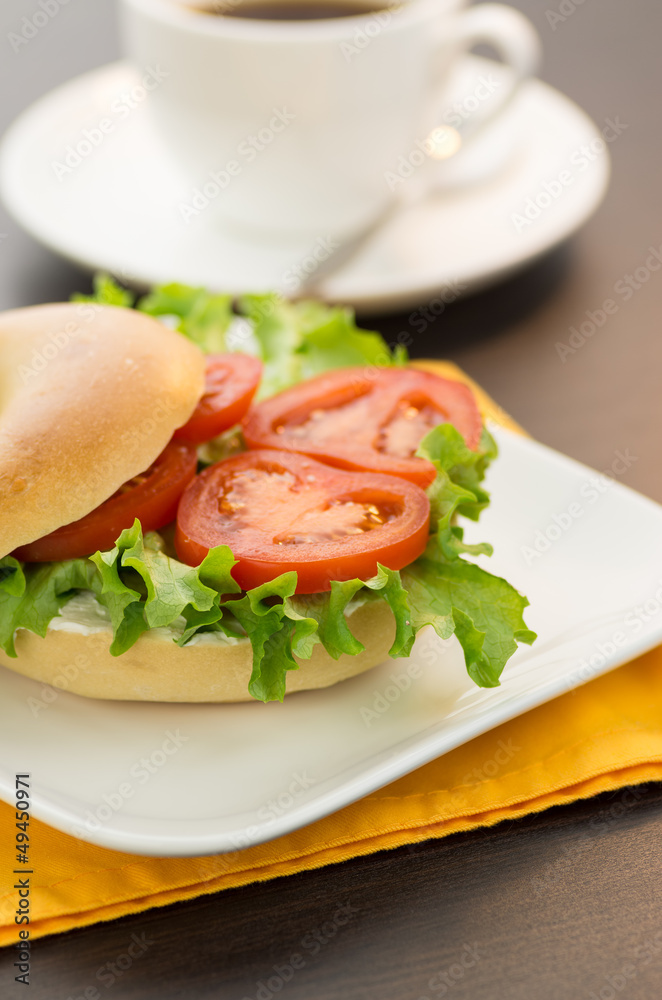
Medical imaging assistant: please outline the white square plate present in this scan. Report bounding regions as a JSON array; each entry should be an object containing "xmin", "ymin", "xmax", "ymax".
[{"xmin": 1, "ymin": 426, "xmax": 661, "ymax": 857}]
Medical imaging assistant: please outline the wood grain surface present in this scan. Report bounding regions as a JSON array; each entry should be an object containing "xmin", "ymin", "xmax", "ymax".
[{"xmin": 0, "ymin": 0, "xmax": 661, "ymax": 997}]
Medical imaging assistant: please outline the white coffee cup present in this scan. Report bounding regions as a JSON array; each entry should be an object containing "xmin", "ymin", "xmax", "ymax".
[{"xmin": 121, "ymin": 0, "xmax": 540, "ymax": 244}]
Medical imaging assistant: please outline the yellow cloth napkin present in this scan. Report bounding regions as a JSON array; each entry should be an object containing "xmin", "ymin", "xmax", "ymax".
[{"xmin": 1, "ymin": 362, "xmax": 661, "ymax": 947}]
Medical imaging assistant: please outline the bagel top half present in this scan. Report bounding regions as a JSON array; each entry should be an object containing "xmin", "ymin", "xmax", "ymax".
[{"xmin": 0, "ymin": 303, "xmax": 205, "ymax": 558}]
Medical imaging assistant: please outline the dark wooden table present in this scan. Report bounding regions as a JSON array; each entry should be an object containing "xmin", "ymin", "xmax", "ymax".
[{"xmin": 1, "ymin": 1, "xmax": 661, "ymax": 996}]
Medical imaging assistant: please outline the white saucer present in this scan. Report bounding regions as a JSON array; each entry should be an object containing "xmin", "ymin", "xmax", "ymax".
[{"xmin": 0, "ymin": 57, "xmax": 610, "ymax": 312}]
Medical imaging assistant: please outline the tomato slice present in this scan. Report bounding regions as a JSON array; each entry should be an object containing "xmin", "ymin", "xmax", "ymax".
[
  {"xmin": 175, "ymin": 450, "xmax": 430, "ymax": 593},
  {"xmin": 173, "ymin": 353, "xmax": 263, "ymax": 445},
  {"xmin": 15, "ymin": 441, "xmax": 198, "ymax": 562},
  {"xmin": 242, "ymin": 367, "xmax": 482, "ymax": 488}
]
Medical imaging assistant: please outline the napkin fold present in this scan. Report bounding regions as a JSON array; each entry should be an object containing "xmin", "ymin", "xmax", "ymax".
[{"xmin": 1, "ymin": 361, "xmax": 660, "ymax": 947}]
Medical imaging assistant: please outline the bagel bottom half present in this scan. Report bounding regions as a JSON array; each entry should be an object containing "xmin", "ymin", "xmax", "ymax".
[{"xmin": 1, "ymin": 599, "xmax": 396, "ymax": 703}]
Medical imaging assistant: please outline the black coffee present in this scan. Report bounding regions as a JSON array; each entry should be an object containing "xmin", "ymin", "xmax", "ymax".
[{"xmin": 204, "ymin": 0, "xmax": 382, "ymax": 20}]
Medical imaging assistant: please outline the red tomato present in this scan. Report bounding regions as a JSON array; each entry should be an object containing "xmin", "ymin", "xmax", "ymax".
[
  {"xmin": 242, "ymin": 367, "xmax": 482, "ymax": 489},
  {"xmin": 15, "ymin": 442, "xmax": 198, "ymax": 562},
  {"xmin": 175, "ymin": 450, "xmax": 430, "ymax": 593},
  {"xmin": 173, "ymin": 353, "xmax": 262, "ymax": 445}
]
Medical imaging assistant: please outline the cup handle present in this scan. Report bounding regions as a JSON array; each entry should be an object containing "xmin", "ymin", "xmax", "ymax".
[{"xmin": 443, "ymin": 3, "xmax": 541, "ymax": 142}]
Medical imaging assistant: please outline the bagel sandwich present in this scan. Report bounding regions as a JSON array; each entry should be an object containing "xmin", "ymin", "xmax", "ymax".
[{"xmin": 0, "ymin": 285, "xmax": 536, "ymax": 703}]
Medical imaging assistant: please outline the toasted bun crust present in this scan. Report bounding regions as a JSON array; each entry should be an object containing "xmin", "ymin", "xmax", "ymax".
[
  {"xmin": 1, "ymin": 599, "xmax": 396, "ymax": 702},
  {"xmin": 0, "ymin": 303, "xmax": 205, "ymax": 557}
]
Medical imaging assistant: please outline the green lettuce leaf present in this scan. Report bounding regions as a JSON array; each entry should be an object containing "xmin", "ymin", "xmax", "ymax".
[
  {"xmin": 418, "ymin": 424, "xmax": 496, "ymax": 560},
  {"xmin": 229, "ymin": 573, "xmax": 301, "ymax": 702},
  {"xmin": 138, "ymin": 283, "xmax": 234, "ymax": 354},
  {"xmin": 402, "ymin": 543, "xmax": 535, "ymax": 688},
  {"xmin": 72, "ymin": 272, "xmax": 135, "ymax": 309},
  {"xmin": 88, "ymin": 540, "xmax": 147, "ymax": 654},
  {"xmin": 406, "ymin": 423, "xmax": 535, "ymax": 685},
  {"xmin": 0, "ymin": 556, "xmax": 99, "ymax": 657},
  {"xmin": 286, "ymin": 564, "xmax": 414, "ymax": 662}
]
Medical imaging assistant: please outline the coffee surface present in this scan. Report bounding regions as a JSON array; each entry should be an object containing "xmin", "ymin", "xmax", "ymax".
[{"xmin": 206, "ymin": 1, "xmax": 382, "ymax": 20}]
